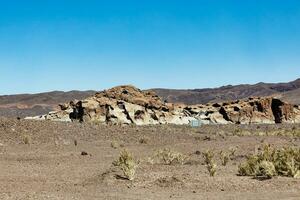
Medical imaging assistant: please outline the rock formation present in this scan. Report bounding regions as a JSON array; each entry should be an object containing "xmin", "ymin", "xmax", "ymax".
[
  {"xmin": 26, "ymin": 85, "xmax": 300, "ymax": 125},
  {"xmin": 26, "ymin": 85, "xmax": 194, "ymax": 125},
  {"xmin": 184, "ymin": 97, "xmax": 300, "ymax": 124}
]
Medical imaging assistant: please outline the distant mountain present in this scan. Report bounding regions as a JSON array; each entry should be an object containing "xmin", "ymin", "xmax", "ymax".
[
  {"xmin": 280, "ymin": 87, "xmax": 300, "ymax": 105},
  {"xmin": 152, "ymin": 78, "xmax": 300, "ymax": 105},
  {"xmin": 0, "ymin": 90, "xmax": 95, "ymax": 117},
  {"xmin": 0, "ymin": 79, "xmax": 299, "ymax": 117}
]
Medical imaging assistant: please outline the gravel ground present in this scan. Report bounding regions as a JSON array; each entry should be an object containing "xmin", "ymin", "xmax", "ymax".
[{"xmin": 0, "ymin": 117, "xmax": 299, "ymax": 200}]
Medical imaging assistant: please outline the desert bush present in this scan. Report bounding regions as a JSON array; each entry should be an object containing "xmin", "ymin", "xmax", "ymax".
[
  {"xmin": 139, "ymin": 136, "xmax": 149, "ymax": 144},
  {"xmin": 203, "ymin": 149, "xmax": 214, "ymax": 165},
  {"xmin": 113, "ymin": 149, "xmax": 139, "ymax": 180},
  {"xmin": 229, "ymin": 147, "xmax": 237, "ymax": 159},
  {"xmin": 203, "ymin": 150, "xmax": 217, "ymax": 176},
  {"xmin": 257, "ymin": 161, "xmax": 276, "ymax": 178},
  {"xmin": 111, "ymin": 141, "xmax": 119, "ymax": 149},
  {"xmin": 150, "ymin": 148, "xmax": 188, "ymax": 165},
  {"xmin": 207, "ymin": 162, "xmax": 217, "ymax": 177},
  {"xmin": 291, "ymin": 128, "xmax": 300, "ymax": 137},
  {"xmin": 238, "ymin": 144, "xmax": 300, "ymax": 178},
  {"xmin": 22, "ymin": 134, "xmax": 30, "ymax": 145},
  {"xmin": 220, "ymin": 151, "xmax": 229, "ymax": 166}
]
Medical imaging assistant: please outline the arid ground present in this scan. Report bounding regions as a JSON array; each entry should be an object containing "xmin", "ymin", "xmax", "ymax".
[{"xmin": 0, "ymin": 117, "xmax": 299, "ymax": 200}]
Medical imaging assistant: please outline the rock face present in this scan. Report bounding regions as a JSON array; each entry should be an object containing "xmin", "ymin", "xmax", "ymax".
[
  {"xmin": 183, "ymin": 97, "xmax": 300, "ymax": 124},
  {"xmin": 26, "ymin": 86, "xmax": 193, "ymax": 125},
  {"xmin": 26, "ymin": 85, "xmax": 300, "ymax": 125}
]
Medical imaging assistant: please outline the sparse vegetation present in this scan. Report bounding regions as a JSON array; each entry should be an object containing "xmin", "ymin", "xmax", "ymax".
[
  {"xmin": 150, "ymin": 148, "xmax": 188, "ymax": 165},
  {"xmin": 203, "ymin": 150, "xmax": 217, "ymax": 176},
  {"xmin": 111, "ymin": 141, "xmax": 119, "ymax": 149},
  {"xmin": 23, "ymin": 134, "xmax": 30, "ymax": 145},
  {"xmin": 113, "ymin": 149, "xmax": 139, "ymax": 180},
  {"xmin": 139, "ymin": 136, "xmax": 149, "ymax": 144},
  {"xmin": 238, "ymin": 144, "xmax": 300, "ymax": 178},
  {"xmin": 229, "ymin": 146, "xmax": 237, "ymax": 159},
  {"xmin": 2, "ymin": 116, "xmax": 300, "ymax": 198},
  {"xmin": 74, "ymin": 139, "xmax": 78, "ymax": 146},
  {"xmin": 220, "ymin": 150, "xmax": 229, "ymax": 166},
  {"xmin": 222, "ymin": 126, "xmax": 300, "ymax": 137}
]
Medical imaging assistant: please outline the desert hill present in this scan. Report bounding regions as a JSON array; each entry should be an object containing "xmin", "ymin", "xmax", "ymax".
[
  {"xmin": 153, "ymin": 78, "xmax": 300, "ymax": 105},
  {"xmin": 280, "ymin": 87, "xmax": 300, "ymax": 105},
  {"xmin": 0, "ymin": 90, "xmax": 95, "ymax": 117}
]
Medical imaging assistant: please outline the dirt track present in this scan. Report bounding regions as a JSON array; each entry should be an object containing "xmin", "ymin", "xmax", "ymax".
[{"xmin": 0, "ymin": 118, "xmax": 299, "ymax": 200}]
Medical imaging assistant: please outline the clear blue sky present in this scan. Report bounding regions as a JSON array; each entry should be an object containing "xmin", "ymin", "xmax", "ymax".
[{"xmin": 1, "ymin": 0, "xmax": 300, "ymax": 94}]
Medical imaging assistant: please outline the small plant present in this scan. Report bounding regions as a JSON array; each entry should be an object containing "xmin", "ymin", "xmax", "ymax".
[
  {"xmin": 111, "ymin": 141, "xmax": 119, "ymax": 149},
  {"xmin": 113, "ymin": 149, "xmax": 139, "ymax": 181},
  {"xmin": 238, "ymin": 144, "xmax": 300, "ymax": 179},
  {"xmin": 220, "ymin": 151, "xmax": 229, "ymax": 166},
  {"xmin": 203, "ymin": 149, "xmax": 214, "ymax": 165},
  {"xmin": 139, "ymin": 136, "xmax": 148, "ymax": 144},
  {"xmin": 203, "ymin": 150, "xmax": 217, "ymax": 176},
  {"xmin": 207, "ymin": 162, "xmax": 217, "ymax": 176},
  {"xmin": 229, "ymin": 147, "xmax": 237, "ymax": 159},
  {"xmin": 23, "ymin": 135, "xmax": 30, "ymax": 145},
  {"xmin": 151, "ymin": 148, "xmax": 188, "ymax": 165}
]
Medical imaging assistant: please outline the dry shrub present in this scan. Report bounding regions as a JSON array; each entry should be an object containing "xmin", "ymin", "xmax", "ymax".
[
  {"xmin": 23, "ymin": 134, "xmax": 30, "ymax": 145},
  {"xmin": 229, "ymin": 147, "xmax": 237, "ymax": 159},
  {"xmin": 220, "ymin": 151, "xmax": 229, "ymax": 166},
  {"xmin": 238, "ymin": 144, "xmax": 300, "ymax": 178},
  {"xmin": 203, "ymin": 150, "xmax": 217, "ymax": 176},
  {"xmin": 139, "ymin": 136, "xmax": 149, "ymax": 144},
  {"xmin": 150, "ymin": 148, "xmax": 188, "ymax": 165},
  {"xmin": 113, "ymin": 149, "xmax": 139, "ymax": 180},
  {"xmin": 111, "ymin": 141, "xmax": 119, "ymax": 149}
]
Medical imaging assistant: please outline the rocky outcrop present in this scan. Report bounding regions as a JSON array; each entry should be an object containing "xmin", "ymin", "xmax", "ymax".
[
  {"xmin": 26, "ymin": 85, "xmax": 300, "ymax": 125},
  {"xmin": 26, "ymin": 85, "xmax": 193, "ymax": 125},
  {"xmin": 183, "ymin": 97, "xmax": 300, "ymax": 124}
]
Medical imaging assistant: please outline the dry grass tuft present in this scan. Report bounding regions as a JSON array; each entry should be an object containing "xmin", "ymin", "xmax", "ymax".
[
  {"xmin": 111, "ymin": 141, "xmax": 119, "ymax": 149},
  {"xmin": 203, "ymin": 150, "xmax": 217, "ymax": 176},
  {"xmin": 113, "ymin": 149, "xmax": 139, "ymax": 180},
  {"xmin": 139, "ymin": 136, "xmax": 149, "ymax": 144},
  {"xmin": 229, "ymin": 147, "xmax": 237, "ymax": 159},
  {"xmin": 150, "ymin": 148, "xmax": 188, "ymax": 165},
  {"xmin": 219, "ymin": 151, "xmax": 229, "ymax": 166},
  {"xmin": 23, "ymin": 134, "xmax": 30, "ymax": 145}
]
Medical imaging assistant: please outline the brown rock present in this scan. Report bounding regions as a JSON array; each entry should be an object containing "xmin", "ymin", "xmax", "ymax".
[{"xmin": 26, "ymin": 86, "xmax": 300, "ymax": 125}]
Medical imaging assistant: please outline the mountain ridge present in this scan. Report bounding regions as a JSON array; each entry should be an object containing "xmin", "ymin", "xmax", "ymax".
[
  {"xmin": 0, "ymin": 78, "xmax": 299, "ymax": 117},
  {"xmin": 153, "ymin": 78, "xmax": 300, "ymax": 105}
]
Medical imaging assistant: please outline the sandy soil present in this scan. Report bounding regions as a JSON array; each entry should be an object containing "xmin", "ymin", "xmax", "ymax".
[{"xmin": 0, "ymin": 118, "xmax": 299, "ymax": 200}]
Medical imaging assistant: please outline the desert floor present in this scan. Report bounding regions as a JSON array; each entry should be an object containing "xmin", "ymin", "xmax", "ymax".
[{"xmin": 0, "ymin": 118, "xmax": 299, "ymax": 200}]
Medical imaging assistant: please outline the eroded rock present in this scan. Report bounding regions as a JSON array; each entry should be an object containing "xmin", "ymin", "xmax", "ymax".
[{"xmin": 25, "ymin": 85, "xmax": 300, "ymax": 125}]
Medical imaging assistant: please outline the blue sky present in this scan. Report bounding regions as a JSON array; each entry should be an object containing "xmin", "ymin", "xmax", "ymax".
[{"xmin": 1, "ymin": 0, "xmax": 300, "ymax": 94}]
